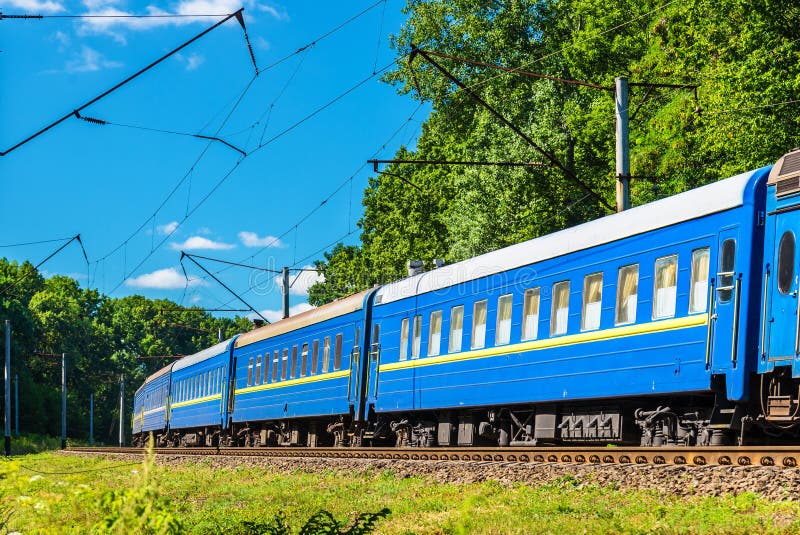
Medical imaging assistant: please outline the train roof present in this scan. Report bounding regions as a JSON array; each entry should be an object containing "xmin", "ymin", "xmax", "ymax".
[
  {"xmin": 234, "ymin": 289, "xmax": 371, "ymax": 348},
  {"xmin": 135, "ymin": 362, "xmax": 174, "ymax": 395},
  {"xmin": 375, "ymin": 166, "xmax": 769, "ymax": 306},
  {"xmin": 172, "ymin": 338, "xmax": 234, "ymax": 372}
]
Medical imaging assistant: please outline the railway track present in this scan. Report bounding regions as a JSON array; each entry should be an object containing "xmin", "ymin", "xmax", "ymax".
[{"xmin": 67, "ymin": 445, "xmax": 800, "ymax": 468}]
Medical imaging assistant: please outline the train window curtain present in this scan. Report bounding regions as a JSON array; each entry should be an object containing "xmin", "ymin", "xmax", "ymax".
[
  {"xmin": 522, "ymin": 288, "xmax": 540, "ymax": 341},
  {"xmin": 399, "ymin": 319, "xmax": 410, "ymax": 361},
  {"xmin": 449, "ymin": 306, "xmax": 464, "ymax": 353},
  {"xmin": 582, "ymin": 273, "xmax": 603, "ymax": 331},
  {"xmin": 689, "ymin": 248, "xmax": 711, "ymax": 313},
  {"xmin": 471, "ymin": 300, "xmax": 488, "ymax": 349},
  {"xmin": 412, "ymin": 315, "xmax": 423, "ymax": 358},
  {"xmin": 653, "ymin": 255, "xmax": 678, "ymax": 319},
  {"xmin": 615, "ymin": 265, "xmax": 639, "ymax": 325},
  {"xmin": 551, "ymin": 281, "xmax": 571, "ymax": 336},
  {"xmin": 496, "ymin": 294, "xmax": 513, "ymax": 345},
  {"xmin": 428, "ymin": 310, "xmax": 443, "ymax": 356}
]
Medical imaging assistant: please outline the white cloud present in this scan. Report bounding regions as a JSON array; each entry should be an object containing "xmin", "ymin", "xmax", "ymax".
[
  {"xmin": 3, "ymin": 0, "xmax": 65, "ymax": 13},
  {"xmin": 61, "ymin": 45, "xmax": 122, "ymax": 73},
  {"xmin": 178, "ymin": 52, "xmax": 206, "ymax": 71},
  {"xmin": 76, "ymin": 0, "xmax": 287, "ymax": 36},
  {"xmin": 274, "ymin": 265, "xmax": 323, "ymax": 296},
  {"xmin": 170, "ymin": 236, "xmax": 235, "ymax": 251},
  {"xmin": 50, "ymin": 30, "xmax": 71, "ymax": 49},
  {"xmin": 190, "ymin": 295, "xmax": 203, "ymax": 303},
  {"xmin": 125, "ymin": 267, "xmax": 205, "ymax": 289},
  {"xmin": 252, "ymin": 302, "xmax": 314, "ymax": 323},
  {"xmin": 157, "ymin": 221, "xmax": 180, "ymax": 235},
  {"xmin": 196, "ymin": 227, "xmax": 212, "ymax": 235},
  {"xmin": 238, "ymin": 231, "xmax": 283, "ymax": 248}
]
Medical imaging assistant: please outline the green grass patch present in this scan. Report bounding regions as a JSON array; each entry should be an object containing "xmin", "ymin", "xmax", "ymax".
[{"xmin": 2, "ymin": 452, "xmax": 800, "ymax": 534}]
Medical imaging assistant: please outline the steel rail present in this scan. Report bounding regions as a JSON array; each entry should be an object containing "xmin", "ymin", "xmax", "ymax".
[{"xmin": 67, "ymin": 445, "xmax": 800, "ymax": 468}]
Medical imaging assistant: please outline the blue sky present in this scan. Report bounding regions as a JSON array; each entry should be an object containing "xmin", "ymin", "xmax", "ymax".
[{"xmin": 1, "ymin": 0, "xmax": 427, "ymax": 321}]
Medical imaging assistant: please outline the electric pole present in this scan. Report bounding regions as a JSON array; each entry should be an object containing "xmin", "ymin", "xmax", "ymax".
[{"xmin": 615, "ymin": 76, "xmax": 631, "ymax": 212}]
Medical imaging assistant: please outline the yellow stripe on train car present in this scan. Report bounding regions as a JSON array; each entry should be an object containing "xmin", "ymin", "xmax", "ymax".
[{"xmin": 380, "ymin": 313, "xmax": 708, "ymax": 372}]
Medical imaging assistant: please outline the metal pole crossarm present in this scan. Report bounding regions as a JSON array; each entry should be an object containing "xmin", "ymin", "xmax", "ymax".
[
  {"xmin": 180, "ymin": 252, "xmax": 270, "ymax": 323},
  {"xmin": 158, "ymin": 307, "xmax": 250, "ymax": 313},
  {"xmin": 181, "ymin": 252, "xmax": 282, "ymax": 273},
  {"xmin": 0, "ymin": 9, "xmax": 245, "ymax": 156},
  {"xmin": 137, "ymin": 355, "xmax": 185, "ymax": 359},
  {"xmin": 0, "ymin": 235, "xmax": 80, "ymax": 297},
  {"xmin": 369, "ymin": 159, "xmax": 547, "ymax": 170},
  {"xmin": 409, "ymin": 46, "xmax": 614, "ymax": 213}
]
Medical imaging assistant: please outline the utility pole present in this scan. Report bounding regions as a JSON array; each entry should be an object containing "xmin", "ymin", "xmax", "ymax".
[
  {"xmin": 14, "ymin": 374, "xmax": 18, "ymax": 436},
  {"xmin": 89, "ymin": 392, "xmax": 94, "ymax": 445},
  {"xmin": 218, "ymin": 328, "xmax": 223, "ymax": 343},
  {"xmin": 282, "ymin": 266, "xmax": 290, "ymax": 319},
  {"xmin": 118, "ymin": 374, "xmax": 124, "ymax": 447},
  {"xmin": 5, "ymin": 320, "xmax": 11, "ymax": 456},
  {"xmin": 615, "ymin": 76, "xmax": 631, "ymax": 212},
  {"xmin": 61, "ymin": 353, "xmax": 66, "ymax": 449}
]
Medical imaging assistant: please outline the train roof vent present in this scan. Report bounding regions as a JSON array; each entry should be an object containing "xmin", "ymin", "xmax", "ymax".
[{"xmin": 768, "ymin": 149, "xmax": 800, "ymax": 197}]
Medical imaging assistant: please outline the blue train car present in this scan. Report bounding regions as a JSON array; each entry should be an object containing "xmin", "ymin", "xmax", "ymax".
[
  {"xmin": 132, "ymin": 363, "xmax": 173, "ymax": 447},
  {"xmin": 168, "ymin": 337, "xmax": 237, "ymax": 447},
  {"xmin": 757, "ymin": 150, "xmax": 800, "ymax": 427},
  {"xmin": 364, "ymin": 167, "xmax": 770, "ymax": 447},
  {"xmin": 229, "ymin": 289, "xmax": 374, "ymax": 446}
]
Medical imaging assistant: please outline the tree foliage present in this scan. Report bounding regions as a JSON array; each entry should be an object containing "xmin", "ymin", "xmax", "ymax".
[{"xmin": 309, "ymin": 0, "xmax": 800, "ymax": 302}]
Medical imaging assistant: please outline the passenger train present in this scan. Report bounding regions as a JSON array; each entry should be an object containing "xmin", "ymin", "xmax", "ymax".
[{"xmin": 133, "ymin": 148, "xmax": 800, "ymax": 448}]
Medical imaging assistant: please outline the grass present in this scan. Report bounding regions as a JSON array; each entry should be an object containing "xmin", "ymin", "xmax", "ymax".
[{"xmin": 2, "ymin": 450, "xmax": 800, "ymax": 534}]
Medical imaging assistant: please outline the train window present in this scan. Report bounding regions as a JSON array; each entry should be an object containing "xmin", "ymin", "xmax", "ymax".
[
  {"xmin": 272, "ymin": 350, "xmax": 279, "ymax": 382},
  {"xmin": 281, "ymin": 349, "xmax": 288, "ymax": 380},
  {"xmin": 411, "ymin": 315, "xmax": 422, "ymax": 358},
  {"xmin": 615, "ymin": 265, "xmax": 639, "ymax": 325},
  {"xmin": 496, "ymin": 294, "xmax": 513, "ymax": 345},
  {"xmin": 399, "ymin": 318, "xmax": 410, "ymax": 361},
  {"xmin": 428, "ymin": 310, "xmax": 443, "ymax": 357},
  {"xmin": 449, "ymin": 305, "xmax": 464, "ymax": 353},
  {"xmin": 582, "ymin": 273, "xmax": 603, "ymax": 331},
  {"xmin": 718, "ymin": 240, "xmax": 736, "ymax": 303},
  {"xmin": 255, "ymin": 355, "xmax": 262, "ymax": 386},
  {"xmin": 290, "ymin": 346, "xmax": 298, "ymax": 378},
  {"xmin": 323, "ymin": 337, "xmax": 331, "ymax": 373},
  {"xmin": 551, "ymin": 281, "xmax": 570, "ymax": 336},
  {"xmin": 779, "ymin": 232, "xmax": 795, "ymax": 295},
  {"xmin": 334, "ymin": 334, "xmax": 343, "ymax": 370},
  {"xmin": 372, "ymin": 324, "xmax": 381, "ymax": 356},
  {"xmin": 653, "ymin": 255, "xmax": 678, "ymax": 319},
  {"xmin": 522, "ymin": 288, "xmax": 540, "ymax": 341},
  {"xmin": 300, "ymin": 343, "xmax": 309, "ymax": 377},
  {"xmin": 690, "ymin": 248, "xmax": 711, "ymax": 312},
  {"xmin": 311, "ymin": 340, "xmax": 319, "ymax": 375},
  {"xmin": 472, "ymin": 300, "xmax": 488, "ymax": 349},
  {"xmin": 247, "ymin": 358, "xmax": 253, "ymax": 387}
]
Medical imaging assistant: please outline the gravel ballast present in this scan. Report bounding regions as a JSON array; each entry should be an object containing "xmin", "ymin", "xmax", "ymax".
[{"xmin": 64, "ymin": 451, "xmax": 800, "ymax": 501}]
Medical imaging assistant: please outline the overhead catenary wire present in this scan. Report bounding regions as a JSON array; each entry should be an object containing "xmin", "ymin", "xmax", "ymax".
[
  {"xmin": 0, "ymin": 237, "xmax": 75, "ymax": 248},
  {"xmin": 0, "ymin": 9, "xmax": 250, "ymax": 157},
  {"xmin": 209, "ymin": 101, "xmax": 426, "ymax": 285},
  {"xmin": 91, "ymin": 4, "xmax": 405, "ymax": 294},
  {"xmin": 410, "ymin": 46, "xmax": 614, "ymax": 212},
  {"xmin": 180, "ymin": 252, "xmax": 268, "ymax": 322}
]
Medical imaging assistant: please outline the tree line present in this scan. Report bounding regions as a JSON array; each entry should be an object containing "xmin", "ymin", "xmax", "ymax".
[{"xmin": 0, "ymin": 258, "xmax": 251, "ymax": 443}]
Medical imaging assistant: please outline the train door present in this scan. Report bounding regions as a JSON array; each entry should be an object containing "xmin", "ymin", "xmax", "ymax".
[
  {"xmin": 366, "ymin": 323, "xmax": 381, "ymax": 404},
  {"xmin": 711, "ymin": 229, "xmax": 741, "ymax": 370},
  {"xmin": 766, "ymin": 209, "xmax": 800, "ymax": 368},
  {"xmin": 348, "ymin": 324, "xmax": 362, "ymax": 405}
]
